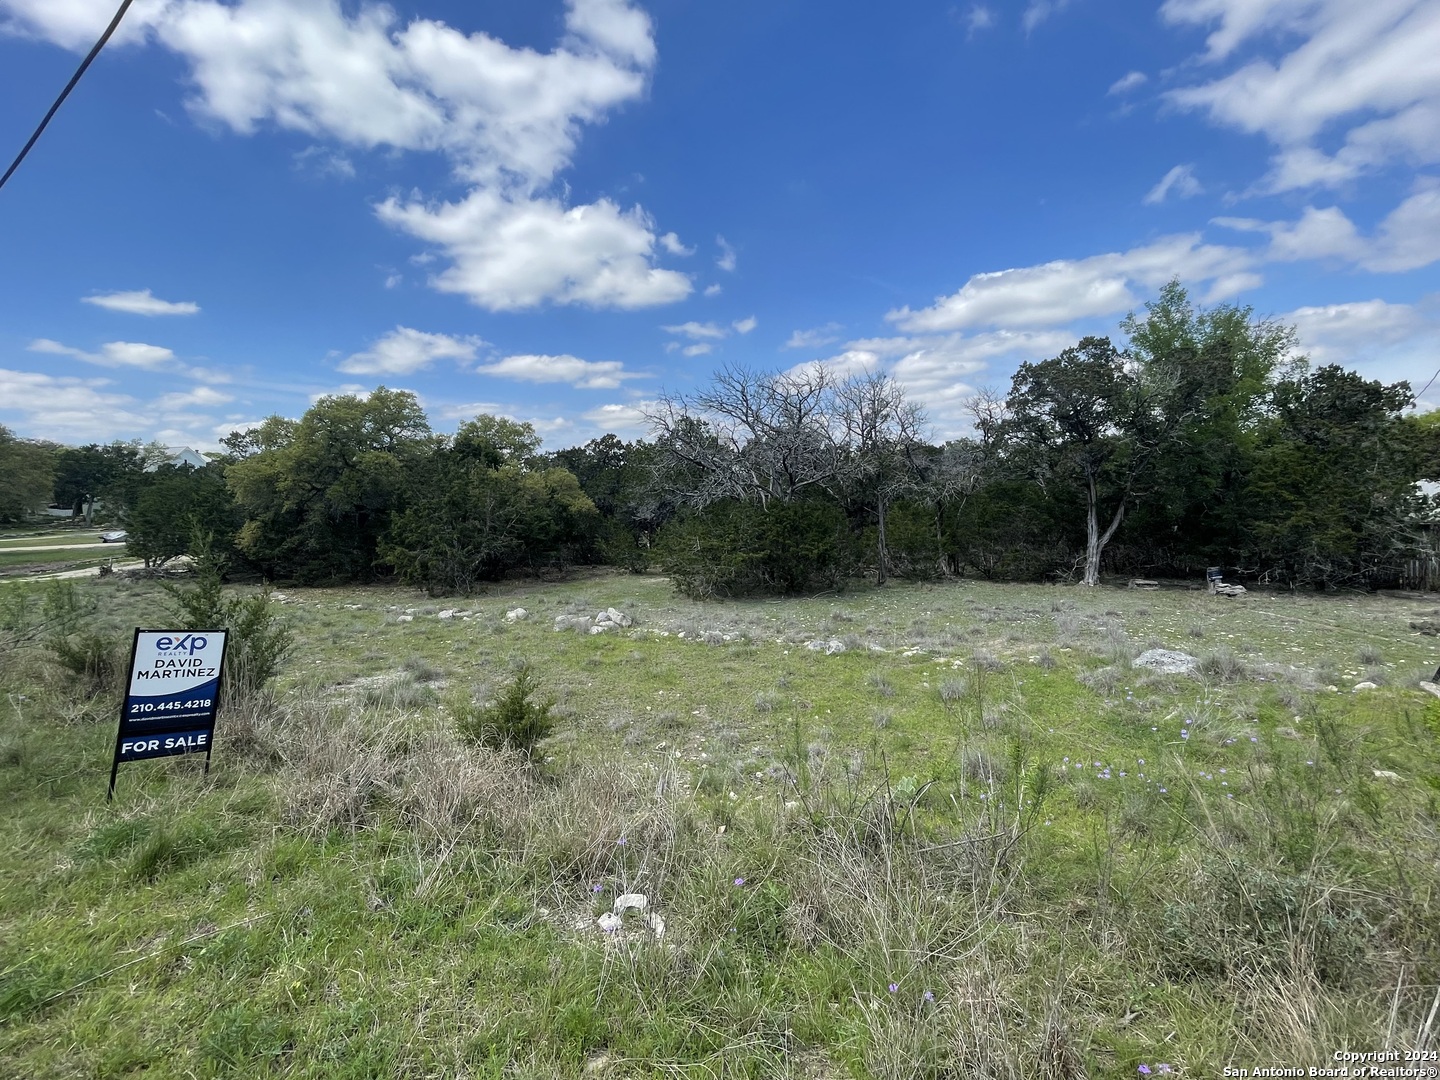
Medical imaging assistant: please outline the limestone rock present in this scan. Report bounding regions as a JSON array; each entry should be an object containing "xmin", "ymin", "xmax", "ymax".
[
  {"xmin": 505, "ymin": 607, "xmax": 528, "ymax": 622},
  {"xmin": 1132, "ymin": 648, "xmax": 1199, "ymax": 675},
  {"xmin": 396, "ymin": 614, "xmax": 414, "ymax": 623},
  {"xmin": 438, "ymin": 609, "xmax": 456, "ymax": 619},
  {"xmin": 595, "ymin": 607, "xmax": 633, "ymax": 628},
  {"xmin": 805, "ymin": 638, "xmax": 847, "ymax": 655},
  {"xmin": 1352, "ymin": 681, "xmax": 1378, "ymax": 691},
  {"xmin": 554, "ymin": 614, "xmax": 592, "ymax": 632}
]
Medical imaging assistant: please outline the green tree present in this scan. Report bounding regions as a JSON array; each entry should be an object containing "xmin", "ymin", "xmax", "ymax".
[
  {"xmin": 656, "ymin": 498, "xmax": 855, "ymax": 598},
  {"xmin": 549, "ymin": 435, "xmax": 671, "ymax": 569},
  {"xmin": 1001, "ymin": 336, "xmax": 1157, "ymax": 586},
  {"xmin": 0, "ymin": 426, "xmax": 56, "ymax": 523},
  {"xmin": 225, "ymin": 388, "xmax": 432, "ymax": 582},
  {"xmin": 52, "ymin": 441, "xmax": 147, "ymax": 523},
  {"xmin": 1117, "ymin": 281, "xmax": 1297, "ymax": 573},
  {"xmin": 381, "ymin": 417, "xmax": 599, "ymax": 594},
  {"xmin": 124, "ymin": 463, "xmax": 242, "ymax": 567},
  {"xmin": 1241, "ymin": 366, "xmax": 1427, "ymax": 587}
]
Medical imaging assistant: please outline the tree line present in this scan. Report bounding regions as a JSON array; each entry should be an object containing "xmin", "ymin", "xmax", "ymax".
[{"xmin": 2, "ymin": 282, "xmax": 1435, "ymax": 593}]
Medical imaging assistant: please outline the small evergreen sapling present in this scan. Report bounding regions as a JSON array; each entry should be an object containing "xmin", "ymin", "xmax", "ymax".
[{"xmin": 454, "ymin": 663, "xmax": 555, "ymax": 762}]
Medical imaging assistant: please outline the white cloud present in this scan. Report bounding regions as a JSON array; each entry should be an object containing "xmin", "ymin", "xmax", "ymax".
[
  {"xmin": 965, "ymin": 5, "xmax": 995, "ymax": 38},
  {"xmin": 384, "ymin": 273, "xmax": 402, "ymax": 289},
  {"xmin": 795, "ymin": 329, "xmax": 1076, "ymax": 436},
  {"xmin": 1108, "ymin": 71, "xmax": 1148, "ymax": 95},
  {"xmin": 660, "ymin": 315, "xmax": 754, "ymax": 353},
  {"xmin": 1213, "ymin": 182, "xmax": 1440, "ymax": 272},
  {"xmin": 1283, "ymin": 297, "xmax": 1440, "ymax": 394},
  {"xmin": 580, "ymin": 400, "xmax": 655, "ymax": 437},
  {"xmin": 157, "ymin": 386, "xmax": 234, "ymax": 410},
  {"xmin": 1162, "ymin": 0, "xmax": 1440, "ymax": 191},
  {"xmin": 886, "ymin": 233, "xmax": 1257, "ymax": 333},
  {"xmin": 144, "ymin": 0, "xmax": 651, "ymax": 187},
  {"xmin": 377, "ymin": 188, "xmax": 691, "ymax": 310},
  {"xmin": 476, "ymin": 353, "xmax": 639, "ymax": 390},
  {"xmin": 1022, "ymin": 0, "xmax": 1073, "ymax": 34},
  {"xmin": 703, "ymin": 283, "xmax": 723, "ymax": 297},
  {"xmin": 337, "ymin": 326, "xmax": 483, "ymax": 375},
  {"xmin": 0, "ymin": 367, "xmax": 148, "ymax": 441},
  {"xmin": 2, "ymin": 0, "xmax": 688, "ymax": 314},
  {"xmin": 663, "ymin": 321, "xmax": 727, "ymax": 340},
  {"xmin": 784, "ymin": 323, "xmax": 844, "ymax": 350},
  {"xmin": 29, "ymin": 338, "xmax": 177, "ymax": 369},
  {"xmin": 1143, "ymin": 163, "xmax": 1203, "ymax": 205},
  {"xmin": 293, "ymin": 146, "xmax": 355, "ymax": 179},
  {"xmin": 81, "ymin": 288, "xmax": 199, "ymax": 316},
  {"xmin": 0, "ymin": 0, "xmax": 168, "ymax": 49},
  {"xmin": 659, "ymin": 231, "xmax": 694, "ymax": 256},
  {"xmin": 716, "ymin": 235, "xmax": 737, "ymax": 272},
  {"xmin": 1286, "ymin": 299, "xmax": 1427, "ymax": 362},
  {"xmin": 1368, "ymin": 179, "xmax": 1440, "ymax": 272}
]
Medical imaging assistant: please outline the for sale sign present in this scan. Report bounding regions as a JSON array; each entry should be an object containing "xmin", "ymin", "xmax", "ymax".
[{"xmin": 108, "ymin": 629, "xmax": 228, "ymax": 798}]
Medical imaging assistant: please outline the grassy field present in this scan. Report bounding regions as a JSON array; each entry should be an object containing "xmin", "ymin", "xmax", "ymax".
[
  {"xmin": 0, "ymin": 549, "xmax": 115, "ymax": 574},
  {"xmin": 0, "ymin": 532, "xmax": 105, "ymax": 549},
  {"xmin": 2, "ymin": 571, "xmax": 1439, "ymax": 1078}
]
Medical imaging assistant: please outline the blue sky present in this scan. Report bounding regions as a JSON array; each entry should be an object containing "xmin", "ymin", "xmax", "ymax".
[{"xmin": 2, "ymin": 0, "xmax": 1438, "ymax": 450}]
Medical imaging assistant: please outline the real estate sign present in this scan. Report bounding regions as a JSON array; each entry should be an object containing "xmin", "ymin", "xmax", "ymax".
[{"xmin": 109, "ymin": 629, "xmax": 228, "ymax": 798}]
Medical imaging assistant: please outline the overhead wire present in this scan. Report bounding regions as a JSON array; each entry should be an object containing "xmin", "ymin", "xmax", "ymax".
[{"xmin": 0, "ymin": 0, "xmax": 137, "ymax": 194}]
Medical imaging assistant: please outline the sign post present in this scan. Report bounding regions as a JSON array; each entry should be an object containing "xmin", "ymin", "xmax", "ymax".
[{"xmin": 108, "ymin": 629, "xmax": 229, "ymax": 801}]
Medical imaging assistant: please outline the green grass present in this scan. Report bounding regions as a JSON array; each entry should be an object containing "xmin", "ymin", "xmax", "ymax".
[
  {"xmin": 2, "ymin": 572, "xmax": 1439, "ymax": 1077},
  {"xmin": 0, "ymin": 550, "xmax": 116, "ymax": 574}
]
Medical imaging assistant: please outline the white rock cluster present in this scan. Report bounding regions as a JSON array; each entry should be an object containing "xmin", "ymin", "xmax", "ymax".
[
  {"xmin": 805, "ymin": 638, "xmax": 848, "ymax": 655},
  {"xmin": 1132, "ymin": 648, "xmax": 1199, "ymax": 675},
  {"xmin": 591, "ymin": 607, "xmax": 633, "ymax": 634},
  {"xmin": 596, "ymin": 892, "xmax": 664, "ymax": 938},
  {"xmin": 553, "ymin": 607, "xmax": 635, "ymax": 634}
]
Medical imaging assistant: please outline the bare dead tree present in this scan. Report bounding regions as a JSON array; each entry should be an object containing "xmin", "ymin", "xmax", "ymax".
[
  {"xmin": 645, "ymin": 364, "xmax": 849, "ymax": 510},
  {"xmin": 834, "ymin": 372, "xmax": 928, "ymax": 585}
]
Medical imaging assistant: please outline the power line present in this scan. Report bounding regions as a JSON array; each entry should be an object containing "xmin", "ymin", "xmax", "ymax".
[
  {"xmin": 1416, "ymin": 365, "xmax": 1440, "ymax": 401},
  {"xmin": 0, "ymin": 0, "xmax": 137, "ymax": 194}
]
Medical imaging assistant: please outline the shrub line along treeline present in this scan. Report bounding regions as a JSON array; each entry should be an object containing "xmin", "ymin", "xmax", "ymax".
[{"xmin": 2, "ymin": 281, "xmax": 1435, "ymax": 594}]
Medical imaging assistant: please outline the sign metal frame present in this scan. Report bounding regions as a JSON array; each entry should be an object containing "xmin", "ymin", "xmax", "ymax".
[{"xmin": 108, "ymin": 627, "xmax": 229, "ymax": 800}]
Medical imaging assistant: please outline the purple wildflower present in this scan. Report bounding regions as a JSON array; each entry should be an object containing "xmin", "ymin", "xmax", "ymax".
[
  {"xmin": 923, "ymin": 990, "xmax": 934, "ymax": 1002},
  {"xmin": 592, "ymin": 883, "xmax": 604, "ymax": 894},
  {"xmin": 888, "ymin": 983, "xmax": 899, "ymax": 993},
  {"xmin": 1139, "ymin": 1068, "xmax": 1152, "ymax": 1076},
  {"xmin": 734, "ymin": 877, "xmax": 745, "ymax": 886}
]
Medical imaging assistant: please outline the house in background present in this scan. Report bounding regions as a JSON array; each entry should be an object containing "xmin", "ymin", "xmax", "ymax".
[{"xmin": 144, "ymin": 446, "xmax": 208, "ymax": 472}]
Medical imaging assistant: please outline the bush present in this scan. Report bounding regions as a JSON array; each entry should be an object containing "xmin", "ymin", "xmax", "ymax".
[
  {"xmin": 46, "ymin": 631, "xmax": 122, "ymax": 696},
  {"xmin": 656, "ymin": 499, "xmax": 857, "ymax": 598},
  {"xmin": 454, "ymin": 663, "xmax": 555, "ymax": 762},
  {"xmin": 162, "ymin": 552, "xmax": 292, "ymax": 702}
]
